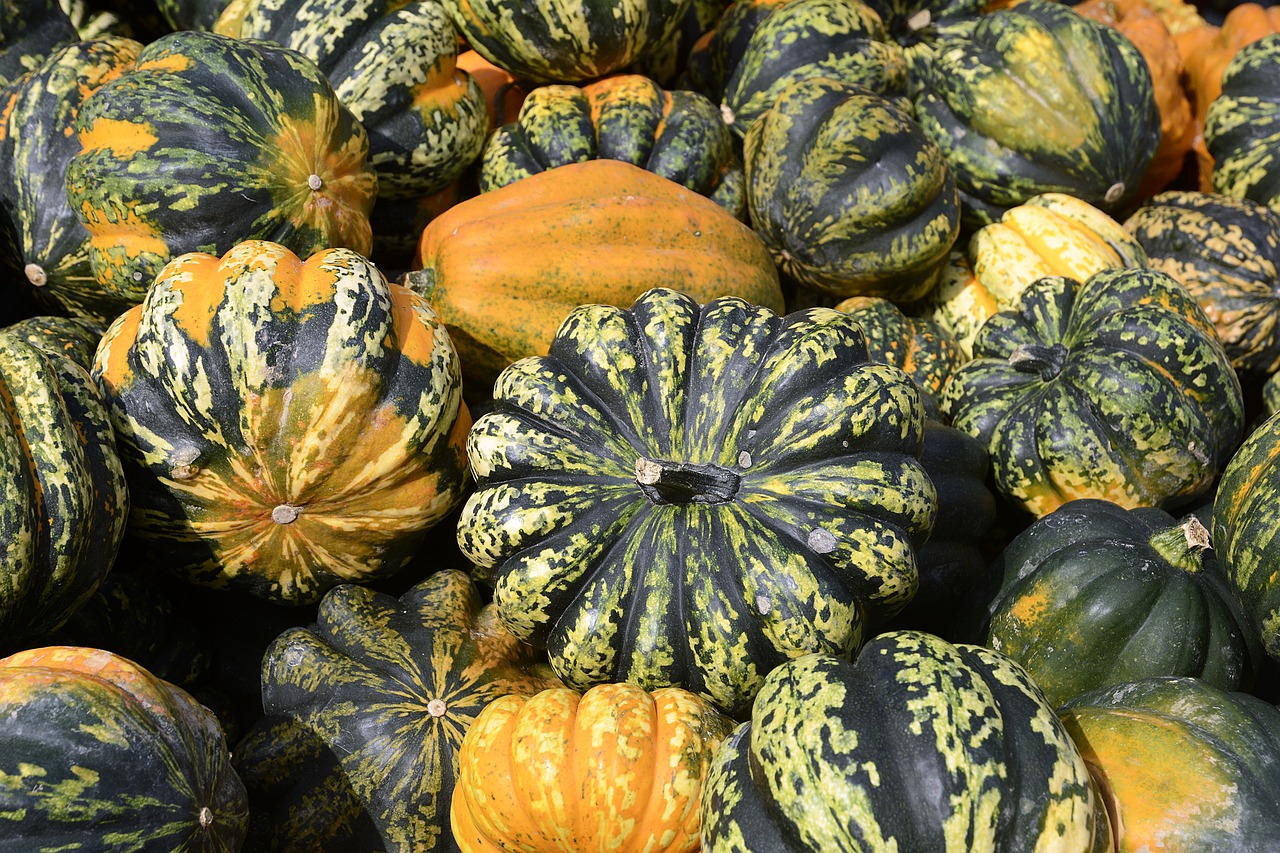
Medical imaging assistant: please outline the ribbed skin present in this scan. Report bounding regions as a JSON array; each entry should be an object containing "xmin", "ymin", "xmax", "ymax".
[{"xmin": 1208, "ymin": 34, "xmax": 1280, "ymax": 214}]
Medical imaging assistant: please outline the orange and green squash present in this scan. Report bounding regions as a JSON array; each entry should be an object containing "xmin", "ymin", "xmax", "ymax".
[
  {"xmin": 0, "ymin": 0, "xmax": 78, "ymax": 89},
  {"xmin": 91, "ymin": 240, "xmax": 471, "ymax": 605},
  {"xmin": 451, "ymin": 682, "xmax": 734, "ymax": 852}
]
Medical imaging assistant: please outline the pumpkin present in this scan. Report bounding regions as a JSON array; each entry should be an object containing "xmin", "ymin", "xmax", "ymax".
[
  {"xmin": 0, "ymin": 35, "xmax": 144, "ymax": 326},
  {"xmin": 0, "ymin": 0, "xmax": 77, "ymax": 88},
  {"xmin": 941, "ymin": 267, "xmax": 1244, "ymax": 518},
  {"xmin": 91, "ymin": 240, "xmax": 471, "ymax": 605},
  {"xmin": 451, "ymin": 682, "xmax": 734, "ymax": 852},
  {"xmin": 64, "ymin": 29, "xmax": 377, "ymax": 297},
  {"xmin": 913, "ymin": 0, "xmax": 1161, "ymax": 226},
  {"xmin": 1212, "ymin": 407, "xmax": 1280, "ymax": 662},
  {"xmin": 1059, "ymin": 676, "xmax": 1280, "ymax": 851},
  {"xmin": 442, "ymin": 0, "xmax": 693, "ymax": 85},
  {"xmin": 983, "ymin": 499, "xmax": 1259, "ymax": 709},
  {"xmin": 0, "ymin": 645, "xmax": 248, "ymax": 850},
  {"xmin": 743, "ymin": 77, "xmax": 960, "ymax": 302},
  {"xmin": 477, "ymin": 73, "xmax": 745, "ymax": 219},
  {"xmin": 406, "ymin": 159, "xmax": 784, "ymax": 392},
  {"xmin": 232, "ymin": 569, "xmax": 560, "ymax": 852},
  {"xmin": 456, "ymin": 287, "xmax": 936, "ymax": 719},
  {"xmin": 1073, "ymin": 0, "xmax": 1195, "ymax": 202},
  {"xmin": 212, "ymin": 0, "xmax": 489, "ymax": 258},
  {"xmin": 701, "ymin": 632, "xmax": 1109, "ymax": 851},
  {"xmin": 1206, "ymin": 34, "xmax": 1280, "ymax": 216},
  {"xmin": 1125, "ymin": 190, "xmax": 1280, "ymax": 375},
  {"xmin": 0, "ymin": 316, "xmax": 127, "ymax": 652}
]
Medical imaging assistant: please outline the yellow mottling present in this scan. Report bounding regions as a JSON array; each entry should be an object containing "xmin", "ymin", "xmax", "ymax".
[{"xmin": 79, "ymin": 117, "xmax": 159, "ymax": 158}]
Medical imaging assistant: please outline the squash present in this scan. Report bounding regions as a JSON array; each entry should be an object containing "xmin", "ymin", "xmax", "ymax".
[
  {"xmin": 983, "ymin": 499, "xmax": 1259, "ymax": 709},
  {"xmin": 913, "ymin": 0, "xmax": 1161, "ymax": 226},
  {"xmin": 443, "ymin": 0, "xmax": 694, "ymax": 84},
  {"xmin": 941, "ymin": 267, "xmax": 1244, "ymax": 518},
  {"xmin": 863, "ymin": 0, "xmax": 996, "ymax": 82},
  {"xmin": 233, "ymin": 569, "xmax": 560, "ymax": 851},
  {"xmin": 1206, "ymin": 34, "xmax": 1280, "ymax": 216},
  {"xmin": 0, "ymin": 645, "xmax": 248, "ymax": 850},
  {"xmin": 1125, "ymin": 190, "xmax": 1280, "ymax": 375},
  {"xmin": 0, "ymin": 0, "xmax": 77, "ymax": 88},
  {"xmin": 701, "ymin": 632, "xmax": 1110, "ymax": 851},
  {"xmin": 0, "ymin": 316, "xmax": 127, "ymax": 652},
  {"xmin": 628, "ymin": 0, "xmax": 733, "ymax": 86},
  {"xmin": 91, "ymin": 240, "xmax": 471, "ymax": 605},
  {"xmin": 0, "ymin": 35, "xmax": 144, "ymax": 326},
  {"xmin": 1059, "ymin": 676, "xmax": 1280, "ymax": 851},
  {"xmin": 65, "ymin": 29, "xmax": 377, "ymax": 297},
  {"xmin": 744, "ymin": 77, "xmax": 960, "ymax": 301},
  {"xmin": 478, "ymin": 73, "xmax": 744, "ymax": 219},
  {"xmin": 406, "ymin": 159, "xmax": 784, "ymax": 392},
  {"xmin": 450, "ymin": 682, "xmax": 734, "ymax": 852},
  {"xmin": 456, "ymin": 287, "xmax": 936, "ymax": 719},
  {"xmin": 456, "ymin": 49, "xmax": 528, "ymax": 129}
]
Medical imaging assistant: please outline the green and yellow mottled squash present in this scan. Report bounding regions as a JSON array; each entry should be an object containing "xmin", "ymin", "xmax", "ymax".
[
  {"xmin": 456, "ymin": 287, "xmax": 936, "ymax": 718},
  {"xmin": 0, "ymin": 317, "xmax": 127, "ymax": 652},
  {"xmin": 65, "ymin": 29, "xmax": 377, "ymax": 297},
  {"xmin": 451, "ymin": 682, "xmax": 733, "ymax": 852},
  {"xmin": 941, "ymin": 268, "xmax": 1244, "ymax": 518},
  {"xmin": 1060, "ymin": 677, "xmax": 1280, "ymax": 851},
  {"xmin": 0, "ymin": 35, "xmax": 143, "ymax": 326},
  {"xmin": 0, "ymin": 645, "xmax": 248, "ymax": 851},
  {"xmin": 744, "ymin": 77, "xmax": 959, "ymax": 301},
  {"xmin": 913, "ymin": 0, "xmax": 1161, "ymax": 226},
  {"xmin": 1125, "ymin": 190, "xmax": 1280, "ymax": 375},
  {"xmin": 701, "ymin": 632, "xmax": 1110, "ymax": 851},
  {"xmin": 0, "ymin": 0, "xmax": 78, "ymax": 88},
  {"xmin": 407, "ymin": 159, "xmax": 783, "ymax": 392},
  {"xmin": 983, "ymin": 499, "xmax": 1259, "ymax": 709},
  {"xmin": 4, "ymin": 313, "xmax": 103, "ymax": 372},
  {"xmin": 233, "ymin": 569, "xmax": 560, "ymax": 852},
  {"xmin": 1206, "ymin": 35, "xmax": 1280, "ymax": 217},
  {"xmin": 212, "ymin": 0, "xmax": 489, "ymax": 258},
  {"xmin": 1212, "ymin": 408, "xmax": 1280, "ymax": 662},
  {"xmin": 863, "ymin": 0, "xmax": 991, "ymax": 82},
  {"xmin": 478, "ymin": 73, "xmax": 745, "ymax": 219},
  {"xmin": 443, "ymin": 0, "xmax": 693, "ymax": 84},
  {"xmin": 91, "ymin": 240, "xmax": 471, "ymax": 605},
  {"xmin": 628, "ymin": 0, "xmax": 732, "ymax": 86}
]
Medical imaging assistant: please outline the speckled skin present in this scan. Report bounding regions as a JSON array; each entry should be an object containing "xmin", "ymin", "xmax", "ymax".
[
  {"xmin": 456, "ymin": 287, "xmax": 937, "ymax": 719},
  {"xmin": 1208, "ymin": 34, "xmax": 1280, "ymax": 215}
]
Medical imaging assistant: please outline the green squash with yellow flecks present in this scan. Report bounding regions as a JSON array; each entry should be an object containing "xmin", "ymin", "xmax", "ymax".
[
  {"xmin": 65, "ymin": 29, "xmax": 377, "ymax": 297},
  {"xmin": 700, "ymin": 632, "xmax": 1110, "ymax": 851},
  {"xmin": 913, "ymin": 0, "xmax": 1161, "ymax": 226},
  {"xmin": 456, "ymin": 287, "xmax": 937, "ymax": 719}
]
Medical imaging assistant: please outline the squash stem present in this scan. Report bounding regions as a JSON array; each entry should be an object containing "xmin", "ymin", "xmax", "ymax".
[
  {"xmin": 635, "ymin": 457, "xmax": 741, "ymax": 505},
  {"xmin": 400, "ymin": 268, "xmax": 437, "ymax": 299},
  {"xmin": 1149, "ymin": 516, "xmax": 1210, "ymax": 573},
  {"xmin": 1009, "ymin": 343, "xmax": 1069, "ymax": 380}
]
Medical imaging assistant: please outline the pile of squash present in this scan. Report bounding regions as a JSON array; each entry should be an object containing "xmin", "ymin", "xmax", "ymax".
[{"xmin": 4, "ymin": 0, "xmax": 1280, "ymax": 849}]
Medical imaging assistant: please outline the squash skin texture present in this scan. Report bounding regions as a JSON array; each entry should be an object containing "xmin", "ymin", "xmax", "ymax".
[
  {"xmin": 1207, "ymin": 34, "xmax": 1280, "ymax": 216},
  {"xmin": 700, "ymin": 633, "xmax": 1109, "ymax": 852},
  {"xmin": 91, "ymin": 240, "xmax": 471, "ymax": 605},
  {"xmin": 457, "ymin": 287, "xmax": 936, "ymax": 719},
  {"xmin": 410, "ymin": 159, "xmax": 784, "ymax": 390},
  {"xmin": 0, "ymin": 645, "xmax": 248, "ymax": 851},
  {"xmin": 450, "ymin": 683, "xmax": 733, "ymax": 852}
]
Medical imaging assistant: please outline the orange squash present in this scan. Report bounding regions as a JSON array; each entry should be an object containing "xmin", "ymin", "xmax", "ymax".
[
  {"xmin": 1075, "ymin": 0, "xmax": 1194, "ymax": 201},
  {"xmin": 450, "ymin": 683, "xmax": 734, "ymax": 852},
  {"xmin": 407, "ymin": 159, "xmax": 784, "ymax": 390}
]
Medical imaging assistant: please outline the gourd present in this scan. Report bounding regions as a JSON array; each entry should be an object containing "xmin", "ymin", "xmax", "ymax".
[{"xmin": 1206, "ymin": 34, "xmax": 1280, "ymax": 215}]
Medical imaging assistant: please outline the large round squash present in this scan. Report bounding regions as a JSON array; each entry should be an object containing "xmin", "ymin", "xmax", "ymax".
[
  {"xmin": 1206, "ymin": 34, "xmax": 1280, "ymax": 216},
  {"xmin": 407, "ymin": 159, "xmax": 784, "ymax": 391},
  {"xmin": 65, "ymin": 29, "xmax": 377, "ymax": 297},
  {"xmin": 456, "ymin": 287, "xmax": 936, "ymax": 718},
  {"xmin": 941, "ymin": 267, "xmax": 1244, "ymax": 517},
  {"xmin": 91, "ymin": 240, "xmax": 471, "ymax": 605},
  {"xmin": 0, "ymin": 645, "xmax": 248, "ymax": 850},
  {"xmin": 701, "ymin": 632, "xmax": 1109, "ymax": 851},
  {"xmin": 450, "ymin": 683, "xmax": 734, "ymax": 852}
]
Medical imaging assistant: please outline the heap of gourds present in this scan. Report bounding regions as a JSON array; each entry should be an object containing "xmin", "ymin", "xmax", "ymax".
[{"xmin": 3, "ymin": 0, "xmax": 1280, "ymax": 850}]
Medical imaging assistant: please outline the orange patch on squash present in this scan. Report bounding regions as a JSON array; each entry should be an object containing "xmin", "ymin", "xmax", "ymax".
[
  {"xmin": 136, "ymin": 52, "xmax": 193, "ymax": 74},
  {"xmin": 79, "ymin": 117, "xmax": 160, "ymax": 158}
]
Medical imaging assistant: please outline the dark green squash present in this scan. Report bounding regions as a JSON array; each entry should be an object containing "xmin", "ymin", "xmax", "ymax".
[
  {"xmin": 0, "ymin": 645, "xmax": 248, "ymax": 851},
  {"xmin": 65, "ymin": 29, "xmax": 377, "ymax": 296},
  {"xmin": 864, "ymin": 0, "xmax": 988, "ymax": 83},
  {"xmin": 0, "ymin": 317, "xmax": 127, "ymax": 652},
  {"xmin": 942, "ymin": 268, "xmax": 1244, "ymax": 518},
  {"xmin": 744, "ymin": 77, "xmax": 960, "ymax": 301},
  {"xmin": 700, "ymin": 632, "xmax": 1109, "ymax": 851},
  {"xmin": 913, "ymin": 0, "xmax": 1161, "ymax": 226},
  {"xmin": 1125, "ymin": 190, "xmax": 1280, "ymax": 376},
  {"xmin": 0, "ymin": 36, "xmax": 144, "ymax": 325},
  {"xmin": 232, "ymin": 569, "xmax": 560, "ymax": 852},
  {"xmin": 0, "ymin": 0, "xmax": 77, "ymax": 88},
  {"xmin": 478, "ymin": 73, "xmax": 745, "ymax": 219},
  {"xmin": 1206, "ymin": 34, "xmax": 1280, "ymax": 216},
  {"xmin": 4, "ymin": 314, "xmax": 103, "ymax": 372},
  {"xmin": 457, "ymin": 287, "xmax": 937, "ymax": 719},
  {"xmin": 627, "ymin": 0, "xmax": 732, "ymax": 85},
  {"xmin": 983, "ymin": 499, "xmax": 1259, "ymax": 709}
]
